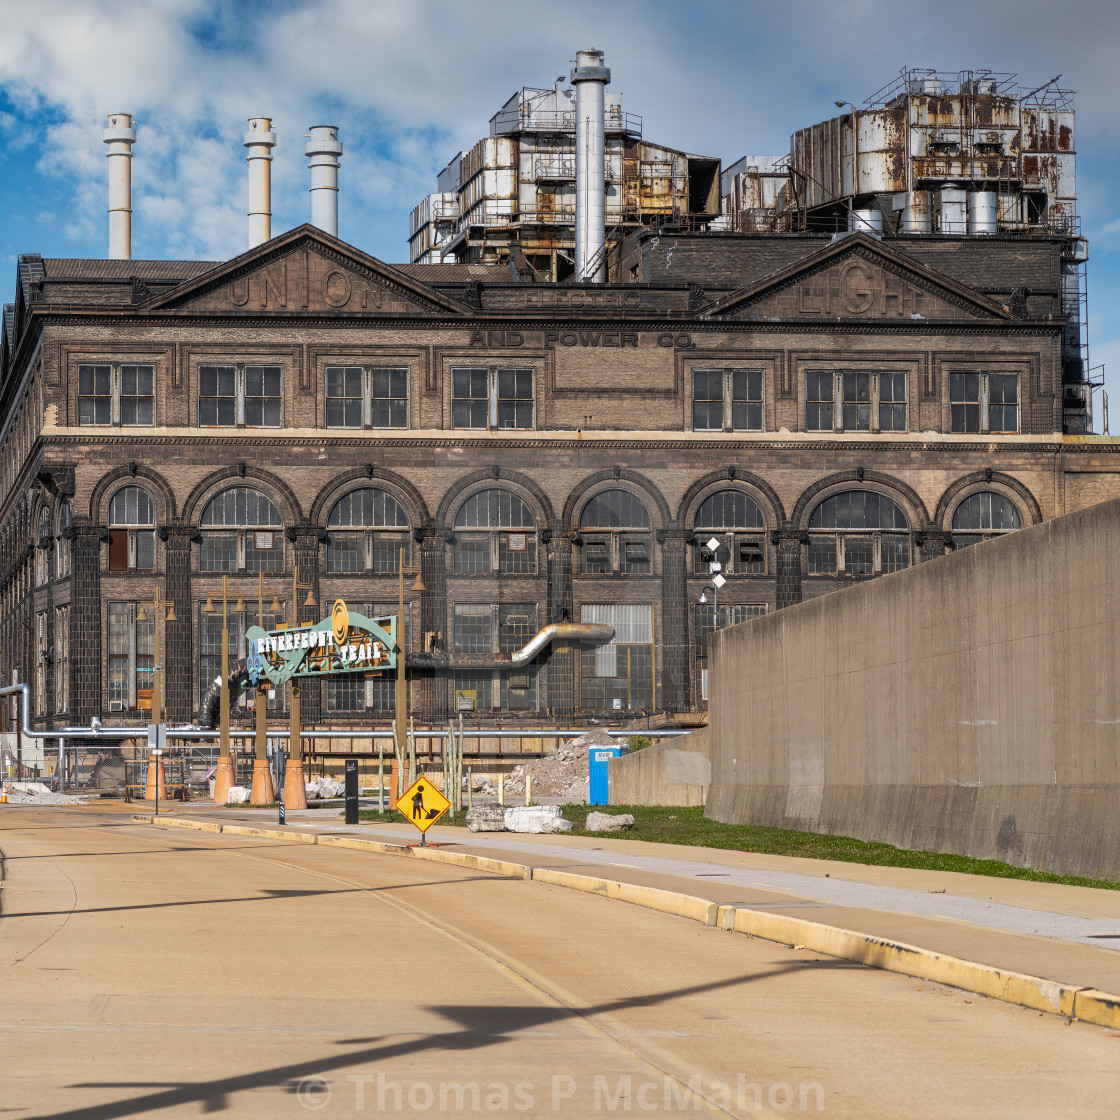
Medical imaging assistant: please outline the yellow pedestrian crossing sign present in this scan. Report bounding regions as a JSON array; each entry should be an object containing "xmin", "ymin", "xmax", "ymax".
[{"xmin": 395, "ymin": 776, "xmax": 450, "ymax": 834}]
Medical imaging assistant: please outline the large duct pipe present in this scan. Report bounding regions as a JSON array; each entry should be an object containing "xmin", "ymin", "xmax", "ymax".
[
  {"xmin": 102, "ymin": 113, "xmax": 136, "ymax": 260},
  {"xmin": 305, "ymin": 124, "xmax": 343, "ymax": 237},
  {"xmin": 244, "ymin": 117, "xmax": 276, "ymax": 248},
  {"xmin": 571, "ymin": 48, "xmax": 609, "ymax": 282}
]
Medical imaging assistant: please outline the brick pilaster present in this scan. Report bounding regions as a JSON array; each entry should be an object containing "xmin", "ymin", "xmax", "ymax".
[
  {"xmin": 658, "ymin": 528, "xmax": 691, "ymax": 712},
  {"xmin": 416, "ymin": 525, "xmax": 450, "ymax": 721},
  {"xmin": 915, "ymin": 529, "xmax": 953, "ymax": 563},
  {"xmin": 69, "ymin": 524, "xmax": 105, "ymax": 723},
  {"xmin": 772, "ymin": 526, "xmax": 808, "ymax": 610},
  {"xmin": 160, "ymin": 526, "xmax": 198, "ymax": 722},
  {"xmin": 544, "ymin": 525, "xmax": 576, "ymax": 719}
]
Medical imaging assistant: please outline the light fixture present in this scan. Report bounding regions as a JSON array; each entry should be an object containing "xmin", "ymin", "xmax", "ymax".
[
  {"xmin": 411, "ymin": 573, "xmax": 427, "ymax": 593},
  {"xmin": 234, "ymin": 597, "xmax": 246, "ymax": 612},
  {"xmin": 270, "ymin": 594, "xmax": 282, "ymax": 614},
  {"xmin": 303, "ymin": 589, "xmax": 317, "ymax": 609},
  {"xmin": 136, "ymin": 605, "xmax": 148, "ymax": 622},
  {"xmin": 165, "ymin": 604, "xmax": 178, "ymax": 623},
  {"xmin": 699, "ymin": 591, "xmax": 708, "ymax": 605},
  {"xmin": 203, "ymin": 596, "xmax": 215, "ymax": 614}
]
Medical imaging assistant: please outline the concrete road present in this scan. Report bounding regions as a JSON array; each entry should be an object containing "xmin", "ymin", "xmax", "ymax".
[{"xmin": 2, "ymin": 808, "xmax": 1118, "ymax": 1119}]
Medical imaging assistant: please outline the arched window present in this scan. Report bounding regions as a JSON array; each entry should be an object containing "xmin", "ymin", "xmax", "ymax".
[
  {"xmin": 35, "ymin": 508, "xmax": 51, "ymax": 585},
  {"xmin": 199, "ymin": 487, "xmax": 283, "ymax": 572},
  {"xmin": 952, "ymin": 491, "xmax": 1021, "ymax": 549},
  {"xmin": 326, "ymin": 489, "xmax": 410, "ymax": 573},
  {"xmin": 108, "ymin": 487, "xmax": 156, "ymax": 572},
  {"xmin": 55, "ymin": 501, "xmax": 71, "ymax": 578},
  {"xmin": 807, "ymin": 490, "xmax": 910, "ymax": 577},
  {"xmin": 579, "ymin": 489, "xmax": 651, "ymax": 574},
  {"xmin": 693, "ymin": 490, "xmax": 766, "ymax": 575},
  {"xmin": 453, "ymin": 489, "xmax": 536, "ymax": 574}
]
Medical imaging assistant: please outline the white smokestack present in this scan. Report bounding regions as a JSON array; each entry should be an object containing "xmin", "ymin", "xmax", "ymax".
[
  {"xmin": 102, "ymin": 113, "xmax": 136, "ymax": 260},
  {"xmin": 571, "ymin": 48, "xmax": 610, "ymax": 283},
  {"xmin": 305, "ymin": 125, "xmax": 343, "ymax": 237},
  {"xmin": 244, "ymin": 117, "xmax": 277, "ymax": 248}
]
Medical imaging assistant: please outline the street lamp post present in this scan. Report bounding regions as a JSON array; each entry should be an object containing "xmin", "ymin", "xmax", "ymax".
[
  {"xmin": 137, "ymin": 588, "xmax": 177, "ymax": 802},
  {"xmin": 395, "ymin": 547, "xmax": 425, "ymax": 800}
]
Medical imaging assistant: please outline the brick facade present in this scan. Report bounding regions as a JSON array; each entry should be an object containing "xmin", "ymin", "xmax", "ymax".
[{"xmin": 1, "ymin": 224, "xmax": 1117, "ymax": 735}]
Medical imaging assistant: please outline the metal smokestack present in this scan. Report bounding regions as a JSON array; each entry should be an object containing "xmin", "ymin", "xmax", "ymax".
[
  {"xmin": 305, "ymin": 125, "xmax": 343, "ymax": 237},
  {"xmin": 244, "ymin": 117, "xmax": 277, "ymax": 248},
  {"xmin": 102, "ymin": 113, "xmax": 136, "ymax": 260},
  {"xmin": 571, "ymin": 48, "xmax": 609, "ymax": 282}
]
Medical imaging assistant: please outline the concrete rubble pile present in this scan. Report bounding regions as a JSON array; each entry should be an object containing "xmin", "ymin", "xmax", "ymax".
[
  {"xmin": 466, "ymin": 803, "xmax": 572, "ymax": 834},
  {"xmin": 500, "ymin": 728, "xmax": 612, "ymax": 801},
  {"xmin": 226, "ymin": 786, "xmax": 251, "ymax": 804},
  {"xmin": 3, "ymin": 782, "xmax": 86, "ymax": 805},
  {"xmin": 306, "ymin": 776, "xmax": 345, "ymax": 799}
]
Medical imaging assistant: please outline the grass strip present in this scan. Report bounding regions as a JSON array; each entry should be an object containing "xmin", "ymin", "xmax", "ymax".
[{"xmin": 355, "ymin": 803, "xmax": 1120, "ymax": 891}]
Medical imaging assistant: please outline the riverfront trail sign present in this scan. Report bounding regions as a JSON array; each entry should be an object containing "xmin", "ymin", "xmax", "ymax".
[
  {"xmin": 395, "ymin": 776, "xmax": 450, "ymax": 835},
  {"xmin": 246, "ymin": 599, "xmax": 396, "ymax": 687}
]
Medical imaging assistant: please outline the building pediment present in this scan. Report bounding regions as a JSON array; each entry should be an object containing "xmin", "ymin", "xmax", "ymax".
[
  {"xmin": 142, "ymin": 225, "xmax": 468, "ymax": 317},
  {"xmin": 703, "ymin": 233, "xmax": 1011, "ymax": 323}
]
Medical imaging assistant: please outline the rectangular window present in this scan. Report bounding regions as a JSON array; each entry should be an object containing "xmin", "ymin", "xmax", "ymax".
[
  {"xmin": 199, "ymin": 364, "xmax": 282, "ymax": 427},
  {"xmin": 79, "ymin": 363, "xmax": 155, "ymax": 427},
  {"xmin": 497, "ymin": 368, "xmax": 534, "ymax": 429},
  {"xmin": 453, "ymin": 604, "xmax": 492, "ymax": 653},
  {"xmin": 692, "ymin": 370, "xmax": 724, "ymax": 430},
  {"xmin": 949, "ymin": 372, "xmax": 1018, "ymax": 434},
  {"xmin": 107, "ymin": 602, "xmax": 154, "ymax": 712},
  {"xmin": 805, "ymin": 371, "xmax": 834, "ymax": 431},
  {"xmin": 452, "ymin": 366, "xmax": 534, "ymax": 430},
  {"xmin": 731, "ymin": 370, "xmax": 764, "ymax": 431},
  {"xmin": 119, "ymin": 365, "xmax": 155, "ymax": 425},
  {"xmin": 841, "ymin": 371, "xmax": 871, "ymax": 431},
  {"xmin": 878, "ymin": 373, "xmax": 908, "ymax": 432},
  {"xmin": 950, "ymin": 372, "xmax": 981, "ymax": 433},
  {"xmin": 807, "ymin": 371, "xmax": 907, "ymax": 433},
  {"xmin": 987, "ymin": 374, "xmax": 1020, "ymax": 433},
  {"xmin": 199, "ymin": 365, "xmax": 237, "ymax": 426},
  {"xmin": 578, "ymin": 603, "xmax": 654, "ymax": 711},
  {"xmin": 55, "ymin": 605, "xmax": 69, "ymax": 713},
  {"xmin": 693, "ymin": 369, "xmax": 763, "ymax": 431},
  {"xmin": 452, "ymin": 367, "xmax": 489, "ymax": 428},
  {"xmin": 108, "ymin": 529, "xmax": 155, "ymax": 572},
  {"xmin": 694, "ymin": 602, "xmax": 767, "ymax": 658},
  {"xmin": 78, "ymin": 364, "xmax": 113, "ymax": 425},
  {"xmin": 243, "ymin": 366, "xmax": 282, "ymax": 426},
  {"xmin": 326, "ymin": 366, "xmax": 363, "ymax": 428},
  {"xmin": 326, "ymin": 366, "xmax": 409, "ymax": 429},
  {"xmin": 371, "ymin": 368, "xmax": 409, "ymax": 428}
]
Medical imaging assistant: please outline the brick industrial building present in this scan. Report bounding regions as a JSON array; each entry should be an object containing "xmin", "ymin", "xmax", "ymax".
[{"xmin": 0, "ymin": 59, "xmax": 1112, "ymax": 748}]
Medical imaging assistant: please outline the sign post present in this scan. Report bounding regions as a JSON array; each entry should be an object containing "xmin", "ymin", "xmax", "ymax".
[
  {"xmin": 345, "ymin": 758, "xmax": 359, "ymax": 825},
  {"xmin": 150, "ymin": 748, "xmax": 163, "ymax": 816},
  {"xmin": 394, "ymin": 775, "xmax": 450, "ymax": 846}
]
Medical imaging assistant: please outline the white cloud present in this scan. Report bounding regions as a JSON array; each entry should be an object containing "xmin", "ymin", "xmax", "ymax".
[{"xmin": 1, "ymin": 0, "xmax": 1120, "ymax": 267}]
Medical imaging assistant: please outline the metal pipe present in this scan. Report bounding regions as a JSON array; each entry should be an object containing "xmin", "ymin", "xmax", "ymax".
[
  {"xmin": 244, "ymin": 117, "xmax": 276, "ymax": 248},
  {"xmin": 509, "ymin": 621, "xmax": 613, "ymax": 665},
  {"xmin": 305, "ymin": 125, "xmax": 343, "ymax": 237},
  {"xmin": 102, "ymin": 113, "xmax": 136, "ymax": 260},
  {"xmin": 571, "ymin": 48, "xmax": 609, "ymax": 282}
]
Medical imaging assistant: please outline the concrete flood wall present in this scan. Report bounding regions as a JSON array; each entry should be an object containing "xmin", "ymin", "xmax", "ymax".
[
  {"xmin": 706, "ymin": 498, "xmax": 1120, "ymax": 881},
  {"xmin": 608, "ymin": 730, "xmax": 710, "ymax": 806}
]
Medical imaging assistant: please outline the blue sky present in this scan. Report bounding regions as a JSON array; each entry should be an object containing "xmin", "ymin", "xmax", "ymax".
[{"xmin": 2, "ymin": 0, "xmax": 1118, "ymax": 426}]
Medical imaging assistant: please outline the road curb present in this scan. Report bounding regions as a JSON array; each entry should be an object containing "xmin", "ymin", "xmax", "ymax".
[{"xmin": 131, "ymin": 814, "xmax": 1120, "ymax": 1030}]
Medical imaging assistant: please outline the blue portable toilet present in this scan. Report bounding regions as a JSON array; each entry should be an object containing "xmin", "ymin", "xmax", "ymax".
[{"xmin": 588, "ymin": 744, "xmax": 622, "ymax": 806}]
